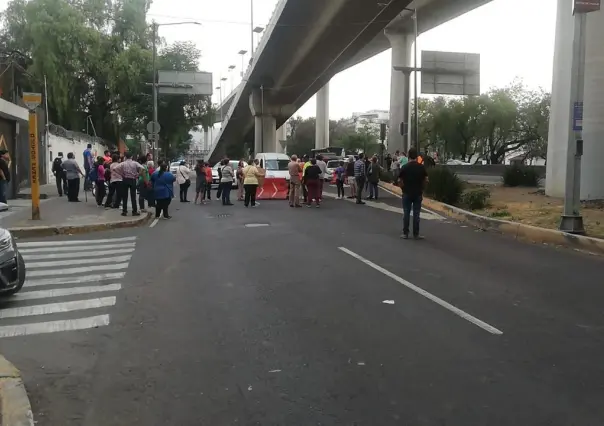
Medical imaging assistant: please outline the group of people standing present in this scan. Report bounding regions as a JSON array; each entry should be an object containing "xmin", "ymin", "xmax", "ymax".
[{"xmin": 52, "ymin": 145, "xmax": 177, "ymax": 220}]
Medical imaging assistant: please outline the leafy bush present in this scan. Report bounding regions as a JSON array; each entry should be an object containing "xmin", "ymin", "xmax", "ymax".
[
  {"xmin": 490, "ymin": 210, "xmax": 511, "ymax": 218},
  {"xmin": 502, "ymin": 165, "xmax": 541, "ymax": 187},
  {"xmin": 425, "ymin": 167, "xmax": 464, "ymax": 205},
  {"xmin": 461, "ymin": 188, "xmax": 491, "ymax": 210}
]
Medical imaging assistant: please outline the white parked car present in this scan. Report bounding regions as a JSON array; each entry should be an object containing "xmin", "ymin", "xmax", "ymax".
[
  {"xmin": 325, "ymin": 159, "xmax": 342, "ymax": 182},
  {"xmin": 212, "ymin": 161, "xmax": 247, "ymax": 189},
  {"xmin": 170, "ymin": 162, "xmax": 181, "ymax": 175}
]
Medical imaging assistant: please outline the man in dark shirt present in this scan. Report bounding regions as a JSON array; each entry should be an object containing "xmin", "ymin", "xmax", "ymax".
[
  {"xmin": 398, "ymin": 147, "xmax": 428, "ymax": 239},
  {"xmin": 0, "ymin": 149, "xmax": 10, "ymax": 204}
]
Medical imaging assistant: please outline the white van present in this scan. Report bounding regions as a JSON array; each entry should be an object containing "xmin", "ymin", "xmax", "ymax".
[{"xmin": 254, "ymin": 153, "xmax": 291, "ymax": 181}]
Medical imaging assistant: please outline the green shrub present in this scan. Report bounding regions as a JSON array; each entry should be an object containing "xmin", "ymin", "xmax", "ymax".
[
  {"xmin": 490, "ymin": 210, "xmax": 511, "ymax": 218},
  {"xmin": 461, "ymin": 188, "xmax": 491, "ymax": 210},
  {"xmin": 502, "ymin": 165, "xmax": 541, "ymax": 187},
  {"xmin": 425, "ymin": 167, "xmax": 464, "ymax": 205}
]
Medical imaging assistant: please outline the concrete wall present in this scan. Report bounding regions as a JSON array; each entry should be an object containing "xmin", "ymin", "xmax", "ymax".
[{"xmin": 47, "ymin": 133, "xmax": 109, "ymax": 182}]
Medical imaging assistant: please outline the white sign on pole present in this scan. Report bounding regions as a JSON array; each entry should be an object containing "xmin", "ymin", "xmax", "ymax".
[
  {"xmin": 421, "ymin": 51, "xmax": 480, "ymax": 96},
  {"xmin": 157, "ymin": 71, "xmax": 213, "ymax": 96}
]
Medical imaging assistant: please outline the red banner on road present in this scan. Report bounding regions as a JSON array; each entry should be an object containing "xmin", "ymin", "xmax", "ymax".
[{"xmin": 256, "ymin": 177, "xmax": 289, "ymax": 200}]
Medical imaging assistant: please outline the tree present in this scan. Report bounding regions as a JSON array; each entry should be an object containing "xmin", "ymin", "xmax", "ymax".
[
  {"xmin": 411, "ymin": 81, "xmax": 550, "ymax": 164},
  {"xmin": 286, "ymin": 116, "xmax": 315, "ymax": 155},
  {"xmin": 0, "ymin": 0, "xmax": 213, "ymax": 159}
]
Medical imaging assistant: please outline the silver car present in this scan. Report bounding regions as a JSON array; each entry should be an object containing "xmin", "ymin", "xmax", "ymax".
[{"xmin": 0, "ymin": 228, "xmax": 26, "ymax": 296}]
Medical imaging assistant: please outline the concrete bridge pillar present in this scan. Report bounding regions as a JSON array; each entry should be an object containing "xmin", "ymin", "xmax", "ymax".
[
  {"xmin": 315, "ymin": 82, "xmax": 330, "ymax": 149},
  {"xmin": 277, "ymin": 125, "xmax": 287, "ymax": 154},
  {"xmin": 385, "ymin": 29, "xmax": 413, "ymax": 154},
  {"xmin": 249, "ymin": 88, "xmax": 278, "ymax": 154},
  {"xmin": 547, "ymin": 0, "xmax": 604, "ymax": 200}
]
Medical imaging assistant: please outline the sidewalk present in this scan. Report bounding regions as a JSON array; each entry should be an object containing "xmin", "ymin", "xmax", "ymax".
[{"xmin": 0, "ymin": 191, "xmax": 151, "ymax": 238}]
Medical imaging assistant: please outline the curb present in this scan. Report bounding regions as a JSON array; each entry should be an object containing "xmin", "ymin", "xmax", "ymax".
[
  {"xmin": 379, "ymin": 182, "xmax": 604, "ymax": 256},
  {"xmin": 0, "ymin": 355, "xmax": 34, "ymax": 426},
  {"xmin": 8, "ymin": 212, "xmax": 153, "ymax": 239}
]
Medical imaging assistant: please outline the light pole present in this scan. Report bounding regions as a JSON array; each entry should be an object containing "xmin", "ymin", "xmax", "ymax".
[
  {"xmin": 228, "ymin": 65, "xmax": 235, "ymax": 92},
  {"xmin": 402, "ymin": 7, "xmax": 419, "ymax": 151},
  {"xmin": 216, "ymin": 86, "xmax": 223, "ymax": 122},
  {"xmin": 251, "ymin": 26, "xmax": 264, "ymax": 64},
  {"xmin": 559, "ymin": 1, "xmax": 597, "ymax": 235},
  {"xmin": 250, "ymin": 0, "xmax": 254, "ymax": 56},
  {"xmin": 151, "ymin": 20, "xmax": 201, "ymax": 162},
  {"xmin": 238, "ymin": 50, "xmax": 247, "ymax": 79}
]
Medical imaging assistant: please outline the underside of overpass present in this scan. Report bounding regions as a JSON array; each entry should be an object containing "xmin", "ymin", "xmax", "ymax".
[{"xmin": 211, "ymin": 0, "xmax": 493, "ymax": 161}]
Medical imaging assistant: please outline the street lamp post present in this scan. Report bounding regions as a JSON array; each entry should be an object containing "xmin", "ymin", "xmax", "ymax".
[
  {"xmin": 250, "ymin": 0, "xmax": 254, "ymax": 56},
  {"xmin": 559, "ymin": 1, "xmax": 596, "ymax": 235},
  {"xmin": 402, "ymin": 7, "xmax": 419, "ymax": 151},
  {"xmin": 228, "ymin": 65, "xmax": 236, "ymax": 92},
  {"xmin": 151, "ymin": 20, "xmax": 201, "ymax": 162},
  {"xmin": 238, "ymin": 50, "xmax": 248, "ymax": 78}
]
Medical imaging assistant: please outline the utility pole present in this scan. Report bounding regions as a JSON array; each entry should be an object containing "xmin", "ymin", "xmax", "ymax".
[
  {"xmin": 560, "ymin": 0, "xmax": 599, "ymax": 234},
  {"xmin": 152, "ymin": 21, "xmax": 158, "ymax": 163}
]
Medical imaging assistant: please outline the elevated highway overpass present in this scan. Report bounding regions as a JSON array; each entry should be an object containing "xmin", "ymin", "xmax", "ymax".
[{"xmin": 209, "ymin": 0, "xmax": 493, "ymax": 161}]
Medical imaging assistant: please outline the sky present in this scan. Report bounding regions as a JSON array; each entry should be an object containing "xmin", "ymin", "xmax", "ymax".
[
  {"xmin": 146, "ymin": 0, "xmax": 557, "ymax": 120},
  {"xmin": 0, "ymin": 0, "xmax": 558, "ymax": 120}
]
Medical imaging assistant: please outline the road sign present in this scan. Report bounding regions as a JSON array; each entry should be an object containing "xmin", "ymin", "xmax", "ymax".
[
  {"xmin": 574, "ymin": 0, "xmax": 600, "ymax": 13},
  {"xmin": 421, "ymin": 51, "xmax": 480, "ymax": 96},
  {"xmin": 146, "ymin": 121, "xmax": 161, "ymax": 134},
  {"xmin": 157, "ymin": 71, "xmax": 213, "ymax": 95},
  {"xmin": 573, "ymin": 101, "xmax": 584, "ymax": 131},
  {"xmin": 23, "ymin": 92, "xmax": 42, "ymax": 111}
]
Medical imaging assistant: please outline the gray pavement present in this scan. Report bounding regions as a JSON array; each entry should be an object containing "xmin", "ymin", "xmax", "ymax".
[{"xmin": 0, "ymin": 187, "xmax": 603, "ymax": 425}]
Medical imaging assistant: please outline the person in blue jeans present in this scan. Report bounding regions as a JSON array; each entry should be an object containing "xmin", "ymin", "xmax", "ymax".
[{"xmin": 398, "ymin": 147, "xmax": 428, "ymax": 240}]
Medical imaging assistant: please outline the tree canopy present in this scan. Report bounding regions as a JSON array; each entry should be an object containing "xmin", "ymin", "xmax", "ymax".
[
  {"xmin": 416, "ymin": 81, "xmax": 550, "ymax": 164},
  {"xmin": 286, "ymin": 116, "xmax": 380, "ymax": 156},
  {"xmin": 0, "ymin": 0, "xmax": 213, "ymax": 159}
]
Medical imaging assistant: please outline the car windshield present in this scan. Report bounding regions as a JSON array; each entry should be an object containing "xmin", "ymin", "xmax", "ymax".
[
  {"xmin": 170, "ymin": 162, "xmax": 180, "ymax": 168},
  {"xmin": 327, "ymin": 161, "xmax": 341, "ymax": 169},
  {"xmin": 265, "ymin": 159, "xmax": 289, "ymax": 171}
]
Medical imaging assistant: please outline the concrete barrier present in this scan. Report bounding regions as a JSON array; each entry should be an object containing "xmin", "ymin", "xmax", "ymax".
[
  {"xmin": 380, "ymin": 182, "xmax": 604, "ymax": 256},
  {"xmin": 441, "ymin": 164, "xmax": 546, "ymax": 178}
]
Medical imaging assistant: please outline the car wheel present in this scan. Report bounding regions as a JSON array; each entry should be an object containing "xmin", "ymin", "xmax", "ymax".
[{"xmin": 3, "ymin": 252, "xmax": 26, "ymax": 296}]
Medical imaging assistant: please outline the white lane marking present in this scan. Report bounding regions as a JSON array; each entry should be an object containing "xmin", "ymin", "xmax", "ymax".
[
  {"xmin": 19, "ymin": 242, "xmax": 136, "ymax": 253},
  {"xmin": 338, "ymin": 247, "xmax": 503, "ymax": 335},
  {"xmin": 378, "ymin": 185, "xmax": 448, "ymax": 220},
  {"xmin": 26, "ymin": 255, "xmax": 132, "ymax": 269},
  {"xmin": 0, "ymin": 297, "xmax": 116, "ymax": 319},
  {"xmin": 22, "ymin": 248, "xmax": 135, "ymax": 261},
  {"xmin": 17, "ymin": 236, "xmax": 136, "ymax": 248},
  {"xmin": 322, "ymin": 193, "xmax": 442, "ymax": 221},
  {"xmin": 16, "ymin": 284, "xmax": 122, "ymax": 301},
  {"xmin": 0, "ymin": 314, "xmax": 110, "ymax": 338},
  {"xmin": 27, "ymin": 263, "xmax": 129, "ymax": 278},
  {"xmin": 149, "ymin": 218, "xmax": 160, "ymax": 228},
  {"xmin": 25, "ymin": 272, "xmax": 125, "ymax": 288}
]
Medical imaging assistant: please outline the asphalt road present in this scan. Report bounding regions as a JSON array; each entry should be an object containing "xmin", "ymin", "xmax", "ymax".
[{"xmin": 1, "ymin": 184, "xmax": 604, "ymax": 425}]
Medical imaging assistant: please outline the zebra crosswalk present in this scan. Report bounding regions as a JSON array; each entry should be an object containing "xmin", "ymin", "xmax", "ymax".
[{"xmin": 0, "ymin": 236, "xmax": 136, "ymax": 338}]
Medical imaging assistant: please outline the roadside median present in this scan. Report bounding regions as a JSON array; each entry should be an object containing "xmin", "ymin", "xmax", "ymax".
[
  {"xmin": 0, "ymin": 198, "xmax": 152, "ymax": 239},
  {"xmin": 380, "ymin": 182, "xmax": 604, "ymax": 256},
  {"xmin": 0, "ymin": 355, "xmax": 34, "ymax": 426}
]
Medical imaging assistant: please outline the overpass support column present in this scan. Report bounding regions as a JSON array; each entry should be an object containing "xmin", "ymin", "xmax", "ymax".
[
  {"xmin": 315, "ymin": 82, "xmax": 330, "ymax": 149},
  {"xmin": 385, "ymin": 30, "xmax": 413, "ymax": 154},
  {"xmin": 249, "ymin": 88, "xmax": 278, "ymax": 154},
  {"xmin": 277, "ymin": 125, "xmax": 287, "ymax": 154},
  {"xmin": 547, "ymin": 0, "xmax": 604, "ymax": 200}
]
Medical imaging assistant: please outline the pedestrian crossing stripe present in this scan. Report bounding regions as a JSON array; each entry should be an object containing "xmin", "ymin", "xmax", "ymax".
[{"xmin": 0, "ymin": 236, "xmax": 136, "ymax": 338}]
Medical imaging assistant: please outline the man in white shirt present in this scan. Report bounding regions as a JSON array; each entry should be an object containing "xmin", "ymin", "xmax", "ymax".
[{"xmin": 316, "ymin": 154, "xmax": 327, "ymax": 202}]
